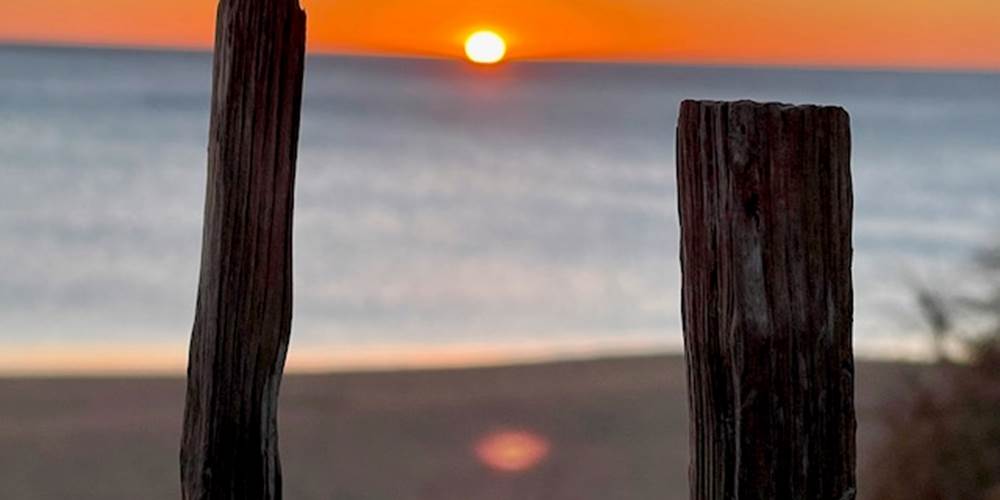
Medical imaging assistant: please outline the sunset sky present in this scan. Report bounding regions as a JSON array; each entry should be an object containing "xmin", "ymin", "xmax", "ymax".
[{"xmin": 1, "ymin": 0, "xmax": 999, "ymax": 69}]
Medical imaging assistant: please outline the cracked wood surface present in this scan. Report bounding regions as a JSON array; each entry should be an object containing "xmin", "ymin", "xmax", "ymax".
[
  {"xmin": 676, "ymin": 100, "xmax": 856, "ymax": 500},
  {"xmin": 180, "ymin": 0, "xmax": 306, "ymax": 498}
]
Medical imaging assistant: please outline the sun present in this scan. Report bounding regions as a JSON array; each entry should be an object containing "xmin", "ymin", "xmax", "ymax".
[{"xmin": 464, "ymin": 31, "xmax": 507, "ymax": 64}]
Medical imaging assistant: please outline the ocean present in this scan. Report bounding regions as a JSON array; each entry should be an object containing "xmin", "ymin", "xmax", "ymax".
[{"xmin": 2, "ymin": 44, "xmax": 998, "ymax": 372}]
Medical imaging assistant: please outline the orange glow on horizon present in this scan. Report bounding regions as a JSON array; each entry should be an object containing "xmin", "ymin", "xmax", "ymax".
[
  {"xmin": 3, "ymin": 0, "xmax": 1000, "ymax": 70},
  {"xmin": 474, "ymin": 429, "xmax": 551, "ymax": 472},
  {"xmin": 1, "ymin": 0, "xmax": 999, "ymax": 70}
]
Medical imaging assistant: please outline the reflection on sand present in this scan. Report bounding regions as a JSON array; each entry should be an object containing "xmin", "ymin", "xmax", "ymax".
[{"xmin": 474, "ymin": 429, "xmax": 551, "ymax": 472}]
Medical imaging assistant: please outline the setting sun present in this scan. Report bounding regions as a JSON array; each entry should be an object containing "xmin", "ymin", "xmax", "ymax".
[{"xmin": 464, "ymin": 30, "xmax": 506, "ymax": 64}]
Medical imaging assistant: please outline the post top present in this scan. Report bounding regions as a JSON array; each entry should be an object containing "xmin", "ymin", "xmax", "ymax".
[{"xmin": 680, "ymin": 99, "xmax": 849, "ymax": 120}]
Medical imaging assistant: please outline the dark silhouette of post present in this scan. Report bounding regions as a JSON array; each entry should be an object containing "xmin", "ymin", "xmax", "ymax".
[
  {"xmin": 180, "ymin": 0, "xmax": 306, "ymax": 498},
  {"xmin": 676, "ymin": 100, "xmax": 856, "ymax": 500}
]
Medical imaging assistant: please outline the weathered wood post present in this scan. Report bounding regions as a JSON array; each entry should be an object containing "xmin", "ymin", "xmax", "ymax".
[
  {"xmin": 180, "ymin": 0, "xmax": 306, "ymax": 498},
  {"xmin": 676, "ymin": 100, "xmax": 856, "ymax": 499}
]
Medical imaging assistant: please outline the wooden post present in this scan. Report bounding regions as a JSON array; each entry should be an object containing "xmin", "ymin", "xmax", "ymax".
[
  {"xmin": 180, "ymin": 0, "xmax": 305, "ymax": 498},
  {"xmin": 676, "ymin": 100, "xmax": 856, "ymax": 500}
]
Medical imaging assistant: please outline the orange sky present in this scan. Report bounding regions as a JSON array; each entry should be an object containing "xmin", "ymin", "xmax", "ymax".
[{"xmin": 1, "ymin": 0, "xmax": 998, "ymax": 70}]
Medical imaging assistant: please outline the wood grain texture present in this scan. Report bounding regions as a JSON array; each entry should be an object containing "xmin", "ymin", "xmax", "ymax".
[
  {"xmin": 180, "ymin": 0, "xmax": 306, "ymax": 498},
  {"xmin": 676, "ymin": 100, "xmax": 856, "ymax": 500}
]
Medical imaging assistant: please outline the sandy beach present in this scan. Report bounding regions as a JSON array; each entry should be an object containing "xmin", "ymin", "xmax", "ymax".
[{"xmin": 0, "ymin": 355, "xmax": 919, "ymax": 499}]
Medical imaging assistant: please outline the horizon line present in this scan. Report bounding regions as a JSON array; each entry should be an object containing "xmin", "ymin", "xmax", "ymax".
[{"xmin": 3, "ymin": 39, "xmax": 999, "ymax": 77}]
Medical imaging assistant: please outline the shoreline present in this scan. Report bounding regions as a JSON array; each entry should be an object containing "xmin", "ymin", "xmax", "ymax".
[{"xmin": 0, "ymin": 334, "xmax": 946, "ymax": 378}]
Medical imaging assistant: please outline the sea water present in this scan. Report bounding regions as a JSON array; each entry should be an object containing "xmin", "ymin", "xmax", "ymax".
[{"xmin": 1, "ymin": 45, "xmax": 998, "ymax": 369}]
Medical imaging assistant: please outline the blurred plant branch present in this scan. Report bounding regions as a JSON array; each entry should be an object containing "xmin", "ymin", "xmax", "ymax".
[{"xmin": 868, "ymin": 242, "xmax": 1000, "ymax": 500}]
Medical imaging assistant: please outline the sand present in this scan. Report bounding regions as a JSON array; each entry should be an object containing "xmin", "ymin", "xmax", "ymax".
[{"xmin": 0, "ymin": 355, "xmax": 918, "ymax": 499}]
